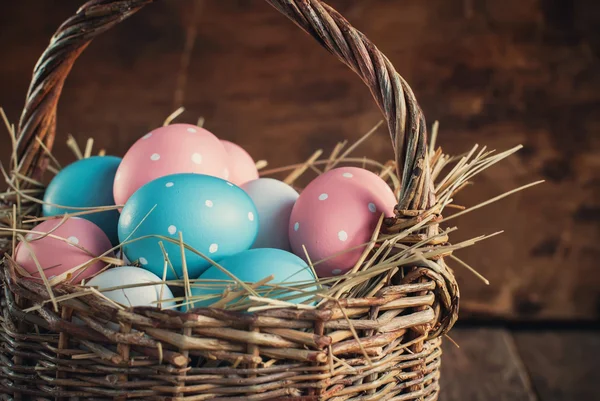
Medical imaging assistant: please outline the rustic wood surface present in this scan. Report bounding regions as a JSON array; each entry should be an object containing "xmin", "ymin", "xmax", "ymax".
[
  {"xmin": 513, "ymin": 330, "xmax": 600, "ymax": 401},
  {"xmin": 440, "ymin": 328, "xmax": 537, "ymax": 401},
  {"xmin": 440, "ymin": 328, "xmax": 600, "ymax": 401},
  {"xmin": 1, "ymin": 0, "xmax": 599, "ymax": 320},
  {"xmin": 440, "ymin": 327, "xmax": 600, "ymax": 401}
]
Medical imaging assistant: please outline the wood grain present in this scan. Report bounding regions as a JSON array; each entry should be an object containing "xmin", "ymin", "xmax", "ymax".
[
  {"xmin": 440, "ymin": 328, "xmax": 537, "ymax": 401},
  {"xmin": 514, "ymin": 330, "xmax": 600, "ymax": 401},
  {"xmin": 0, "ymin": 0, "xmax": 598, "ymax": 319}
]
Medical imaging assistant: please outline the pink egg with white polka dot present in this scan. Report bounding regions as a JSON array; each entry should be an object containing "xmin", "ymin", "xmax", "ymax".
[
  {"xmin": 221, "ymin": 140, "xmax": 259, "ymax": 186},
  {"xmin": 289, "ymin": 167, "xmax": 397, "ymax": 278},
  {"xmin": 113, "ymin": 124, "xmax": 228, "ymax": 205},
  {"xmin": 14, "ymin": 218, "xmax": 114, "ymax": 284}
]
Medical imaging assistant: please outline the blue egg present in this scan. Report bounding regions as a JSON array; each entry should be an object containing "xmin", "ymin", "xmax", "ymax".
[
  {"xmin": 189, "ymin": 248, "xmax": 318, "ymax": 309},
  {"xmin": 118, "ymin": 173, "xmax": 259, "ymax": 280},
  {"xmin": 43, "ymin": 156, "xmax": 121, "ymax": 245}
]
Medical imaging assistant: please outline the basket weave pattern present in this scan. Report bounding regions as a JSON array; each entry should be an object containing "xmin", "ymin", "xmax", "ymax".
[{"xmin": 1, "ymin": 0, "xmax": 459, "ymax": 399}]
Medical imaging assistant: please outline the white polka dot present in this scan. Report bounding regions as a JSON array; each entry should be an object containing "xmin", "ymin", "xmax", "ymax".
[
  {"xmin": 332, "ymin": 269, "xmax": 342, "ymax": 276},
  {"xmin": 338, "ymin": 231, "xmax": 348, "ymax": 242},
  {"xmin": 150, "ymin": 153, "xmax": 160, "ymax": 161},
  {"xmin": 209, "ymin": 243, "xmax": 218, "ymax": 253},
  {"xmin": 142, "ymin": 133, "xmax": 152, "ymax": 140},
  {"xmin": 294, "ymin": 222, "xmax": 299, "ymax": 231},
  {"xmin": 191, "ymin": 153, "xmax": 203, "ymax": 164},
  {"xmin": 226, "ymin": 182, "xmax": 234, "ymax": 187},
  {"xmin": 139, "ymin": 257, "xmax": 148, "ymax": 265},
  {"xmin": 187, "ymin": 127, "xmax": 197, "ymax": 133},
  {"xmin": 318, "ymin": 193, "xmax": 328, "ymax": 201},
  {"xmin": 25, "ymin": 233, "xmax": 34, "ymax": 241},
  {"xmin": 248, "ymin": 212, "xmax": 255, "ymax": 221},
  {"xmin": 115, "ymin": 172, "xmax": 121, "ymax": 181},
  {"xmin": 342, "ymin": 172, "xmax": 353, "ymax": 178},
  {"xmin": 165, "ymin": 182, "xmax": 174, "ymax": 188},
  {"xmin": 205, "ymin": 200, "xmax": 214, "ymax": 207},
  {"xmin": 368, "ymin": 203, "xmax": 377, "ymax": 213},
  {"xmin": 121, "ymin": 213, "xmax": 132, "ymax": 226},
  {"xmin": 168, "ymin": 225, "xmax": 177, "ymax": 235},
  {"xmin": 67, "ymin": 236, "xmax": 79, "ymax": 245},
  {"xmin": 223, "ymin": 168, "xmax": 230, "ymax": 179}
]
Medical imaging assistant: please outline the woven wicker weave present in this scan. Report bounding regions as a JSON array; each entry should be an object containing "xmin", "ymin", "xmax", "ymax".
[{"xmin": 0, "ymin": 1, "xmax": 459, "ymax": 399}]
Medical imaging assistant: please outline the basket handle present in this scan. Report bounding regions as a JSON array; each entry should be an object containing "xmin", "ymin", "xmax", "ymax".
[{"xmin": 16, "ymin": 0, "xmax": 433, "ymax": 211}]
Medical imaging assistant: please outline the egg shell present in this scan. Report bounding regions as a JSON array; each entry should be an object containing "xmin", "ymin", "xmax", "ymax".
[
  {"xmin": 115, "ymin": 249, "xmax": 130, "ymax": 264},
  {"xmin": 119, "ymin": 173, "xmax": 259, "ymax": 280},
  {"xmin": 14, "ymin": 218, "xmax": 113, "ymax": 283},
  {"xmin": 221, "ymin": 140, "xmax": 259, "ymax": 186},
  {"xmin": 241, "ymin": 178, "xmax": 298, "ymax": 251},
  {"xmin": 85, "ymin": 266, "xmax": 175, "ymax": 309},
  {"xmin": 43, "ymin": 156, "xmax": 121, "ymax": 245},
  {"xmin": 113, "ymin": 124, "xmax": 228, "ymax": 205},
  {"xmin": 189, "ymin": 248, "xmax": 317, "ymax": 309},
  {"xmin": 289, "ymin": 167, "xmax": 397, "ymax": 278}
]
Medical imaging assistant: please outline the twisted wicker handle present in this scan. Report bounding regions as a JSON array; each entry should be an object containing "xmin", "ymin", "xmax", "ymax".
[{"xmin": 16, "ymin": 0, "xmax": 433, "ymax": 211}]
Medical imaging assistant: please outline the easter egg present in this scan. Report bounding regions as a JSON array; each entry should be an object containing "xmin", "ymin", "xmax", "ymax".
[
  {"xmin": 221, "ymin": 140, "xmax": 259, "ymax": 186},
  {"xmin": 289, "ymin": 167, "xmax": 397, "ymax": 278},
  {"xmin": 118, "ymin": 173, "xmax": 259, "ymax": 280},
  {"xmin": 85, "ymin": 266, "xmax": 175, "ymax": 309},
  {"xmin": 14, "ymin": 218, "xmax": 113, "ymax": 284},
  {"xmin": 189, "ymin": 248, "xmax": 317, "ymax": 308},
  {"xmin": 43, "ymin": 156, "xmax": 121, "ymax": 245},
  {"xmin": 115, "ymin": 249, "xmax": 130, "ymax": 264},
  {"xmin": 113, "ymin": 124, "xmax": 228, "ymax": 205},
  {"xmin": 241, "ymin": 178, "xmax": 298, "ymax": 250}
]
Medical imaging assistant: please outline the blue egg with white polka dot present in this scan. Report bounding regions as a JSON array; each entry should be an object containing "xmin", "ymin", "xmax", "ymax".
[
  {"xmin": 118, "ymin": 173, "xmax": 259, "ymax": 280},
  {"xmin": 188, "ymin": 248, "xmax": 318, "ymax": 309},
  {"xmin": 43, "ymin": 156, "xmax": 121, "ymax": 245}
]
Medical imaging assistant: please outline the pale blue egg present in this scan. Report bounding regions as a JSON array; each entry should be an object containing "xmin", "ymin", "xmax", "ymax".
[
  {"xmin": 189, "ymin": 248, "xmax": 318, "ymax": 309},
  {"xmin": 43, "ymin": 156, "xmax": 121, "ymax": 245},
  {"xmin": 118, "ymin": 173, "xmax": 259, "ymax": 280}
]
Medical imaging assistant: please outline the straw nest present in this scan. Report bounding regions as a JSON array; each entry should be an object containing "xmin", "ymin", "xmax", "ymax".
[
  {"xmin": 0, "ymin": 106, "xmax": 539, "ymax": 399},
  {"xmin": 0, "ymin": 109, "xmax": 537, "ymax": 314}
]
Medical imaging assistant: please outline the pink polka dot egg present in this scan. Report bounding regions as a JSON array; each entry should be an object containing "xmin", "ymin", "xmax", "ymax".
[
  {"xmin": 113, "ymin": 124, "xmax": 228, "ymax": 205},
  {"xmin": 289, "ymin": 167, "xmax": 397, "ymax": 278},
  {"xmin": 14, "ymin": 218, "xmax": 114, "ymax": 284},
  {"xmin": 221, "ymin": 140, "xmax": 259, "ymax": 186}
]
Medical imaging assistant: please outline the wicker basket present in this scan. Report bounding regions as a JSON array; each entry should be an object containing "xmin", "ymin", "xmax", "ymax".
[{"xmin": 0, "ymin": 0, "xmax": 460, "ymax": 399}]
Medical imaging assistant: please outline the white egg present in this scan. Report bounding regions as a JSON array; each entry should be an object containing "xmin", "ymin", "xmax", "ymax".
[
  {"xmin": 241, "ymin": 178, "xmax": 299, "ymax": 250},
  {"xmin": 115, "ymin": 249, "xmax": 130, "ymax": 264},
  {"xmin": 85, "ymin": 266, "xmax": 176, "ymax": 309}
]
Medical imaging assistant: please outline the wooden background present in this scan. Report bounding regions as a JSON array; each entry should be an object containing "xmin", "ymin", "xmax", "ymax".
[{"xmin": 1, "ymin": 0, "xmax": 599, "ymax": 321}]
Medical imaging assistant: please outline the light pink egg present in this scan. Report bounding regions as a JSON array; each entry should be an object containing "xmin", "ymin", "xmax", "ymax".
[
  {"xmin": 14, "ymin": 218, "xmax": 113, "ymax": 284},
  {"xmin": 113, "ymin": 124, "xmax": 228, "ymax": 205},
  {"xmin": 289, "ymin": 167, "xmax": 397, "ymax": 278},
  {"xmin": 221, "ymin": 140, "xmax": 259, "ymax": 186}
]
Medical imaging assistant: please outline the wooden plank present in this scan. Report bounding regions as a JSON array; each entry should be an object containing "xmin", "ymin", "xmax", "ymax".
[
  {"xmin": 0, "ymin": 0, "xmax": 193, "ymax": 164},
  {"xmin": 1, "ymin": 1, "xmax": 599, "ymax": 319},
  {"xmin": 440, "ymin": 328, "xmax": 536, "ymax": 401},
  {"xmin": 514, "ymin": 330, "xmax": 600, "ymax": 401}
]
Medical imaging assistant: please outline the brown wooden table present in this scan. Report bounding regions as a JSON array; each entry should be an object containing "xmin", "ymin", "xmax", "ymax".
[{"xmin": 440, "ymin": 327, "xmax": 599, "ymax": 400}]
